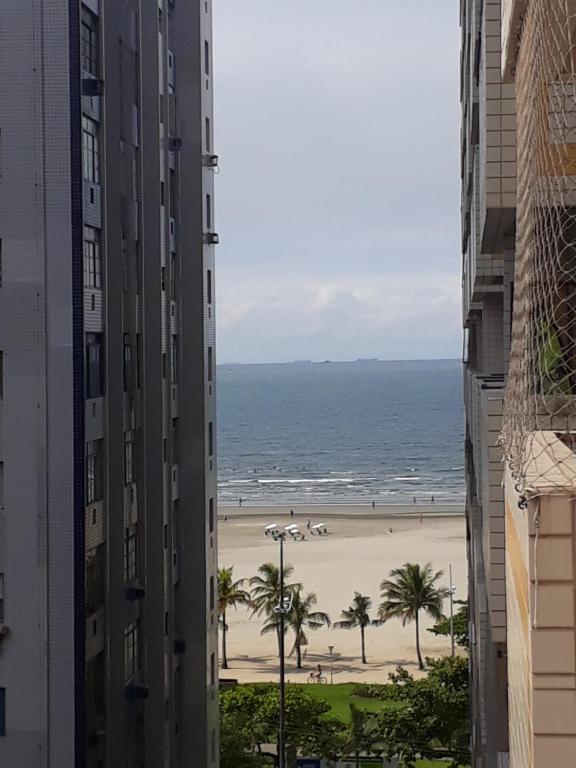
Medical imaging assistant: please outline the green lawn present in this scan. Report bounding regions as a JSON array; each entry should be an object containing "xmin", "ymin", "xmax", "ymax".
[{"xmin": 288, "ymin": 682, "xmax": 401, "ymax": 722}]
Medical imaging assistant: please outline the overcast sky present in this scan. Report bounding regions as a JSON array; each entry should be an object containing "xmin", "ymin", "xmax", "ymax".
[{"xmin": 213, "ymin": 2, "xmax": 461, "ymax": 364}]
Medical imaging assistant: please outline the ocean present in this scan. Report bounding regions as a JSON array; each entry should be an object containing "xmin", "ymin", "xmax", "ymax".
[{"xmin": 217, "ymin": 359, "xmax": 465, "ymax": 506}]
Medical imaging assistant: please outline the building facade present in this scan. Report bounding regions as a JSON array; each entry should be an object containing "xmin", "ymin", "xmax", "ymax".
[
  {"xmin": 460, "ymin": 0, "xmax": 516, "ymax": 765},
  {"xmin": 0, "ymin": 1, "xmax": 218, "ymax": 766},
  {"xmin": 500, "ymin": 1, "xmax": 576, "ymax": 765}
]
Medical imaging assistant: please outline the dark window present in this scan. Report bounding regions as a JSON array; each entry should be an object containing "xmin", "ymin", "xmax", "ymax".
[
  {"xmin": 124, "ymin": 431, "xmax": 134, "ymax": 485},
  {"xmin": 204, "ymin": 40, "xmax": 210, "ymax": 76},
  {"xmin": 86, "ymin": 656, "xmax": 105, "ymax": 722},
  {"xmin": 0, "ymin": 688, "xmax": 5, "ymax": 737},
  {"xmin": 86, "ymin": 440, "xmax": 103, "ymax": 504},
  {"xmin": 124, "ymin": 526, "xmax": 137, "ymax": 582},
  {"xmin": 210, "ymin": 575, "xmax": 214, "ymax": 611},
  {"xmin": 207, "ymin": 269, "xmax": 212, "ymax": 304},
  {"xmin": 209, "ymin": 498, "xmax": 214, "ymax": 533},
  {"xmin": 81, "ymin": 9, "xmax": 99, "ymax": 75},
  {"xmin": 162, "ymin": 353, "xmax": 167, "ymax": 379},
  {"xmin": 124, "ymin": 622, "xmax": 139, "ymax": 681},
  {"xmin": 171, "ymin": 336, "xmax": 179, "ymax": 384},
  {"xmin": 82, "ymin": 117, "xmax": 100, "ymax": 183},
  {"xmin": 208, "ymin": 422, "xmax": 214, "ymax": 456},
  {"xmin": 207, "ymin": 346, "xmax": 213, "ymax": 382},
  {"xmin": 205, "ymin": 117, "xmax": 211, "ymax": 153},
  {"xmin": 160, "ymin": 181, "xmax": 165, "ymax": 206},
  {"xmin": 206, "ymin": 194, "xmax": 212, "ymax": 228},
  {"xmin": 86, "ymin": 545, "xmax": 105, "ymax": 614},
  {"xmin": 163, "ymin": 523, "xmax": 168, "ymax": 549},
  {"xmin": 210, "ymin": 652, "xmax": 215, "ymax": 686},
  {"xmin": 86, "ymin": 333, "xmax": 104, "ymax": 398},
  {"xmin": 123, "ymin": 334, "xmax": 133, "ymax": 392},
  {"xmin": 83, "ymin": 226, "xmax": 101, "ymax": 288}
]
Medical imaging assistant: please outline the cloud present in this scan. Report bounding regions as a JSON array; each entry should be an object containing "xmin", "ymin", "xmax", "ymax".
[
  {"xmin": 217, "ymin": 267, "xmax": 461, "ymax": 363},
  {"xmin": 213, "ymin": 1, "xmax": 461, "ymax": 362}
]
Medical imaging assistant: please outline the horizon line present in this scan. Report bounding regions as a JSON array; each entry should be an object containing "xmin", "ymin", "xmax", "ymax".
[{"xmin": 217, "ymin": 356, "xmax": 461, "ymax": 367}]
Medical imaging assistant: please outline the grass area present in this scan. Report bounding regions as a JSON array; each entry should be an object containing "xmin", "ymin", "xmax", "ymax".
[{"xmin": 288, "ymin": 682, "xmax": 401, "ymax": 722}]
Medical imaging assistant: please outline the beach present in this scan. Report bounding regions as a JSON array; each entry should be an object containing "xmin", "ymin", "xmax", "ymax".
[{"xmin": 218, "ymin": 505, "xmax": 466, "ymax": 683}]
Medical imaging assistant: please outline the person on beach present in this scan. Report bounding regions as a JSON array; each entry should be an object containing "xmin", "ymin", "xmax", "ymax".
[
  {"xmin": 388, "ymin": 526, "xmax": 393, "ymax": 534},
  {"xmin": 419, "ymin": 513, "xmax": 423, "ymax": 524},
  {"xmin": 413, "ymin": 496, "xmax": 416, "ymax": 504},
  {"xmin": 290, "ymin": 509, "xmax": 294, "ymax": 518},
  {"xmin": 371, "ymin": 500, "xmax": 375, "ymax": 509},
  {"xmin": 431, "ymin": 495, "xmax": 435, "ymax": 504},
  {"xmin": 306, "ymin": 519, "xmax": 311, "ymax": 530},
  {"xmin": 239, "ymin": 497, "xmax": 242, "ymax": 507}
]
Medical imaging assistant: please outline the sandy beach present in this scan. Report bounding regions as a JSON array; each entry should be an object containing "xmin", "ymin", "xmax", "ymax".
[{"xmin": 218, "ymin": 505, "xmax": 466, "ymax": 684}]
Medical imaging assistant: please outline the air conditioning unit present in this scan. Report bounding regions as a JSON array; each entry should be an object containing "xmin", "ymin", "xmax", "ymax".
[
  {"xmin": 204, "ymin": 232, "xmax": 219, "ymax": 245},
  {"xmin": 125, "ymin": 683, "xmax": 149, "ymax": 700},
  {"xmin": 203, "ymin": 154, "xmax": 219, "ymax": 168},
  {"xmin": 168, "ymin": 137, "xmax": 182, "ymax": 152},
  {"xmin": 125, "ymin": 585, "xmax": 146, "ymax": 602},
  {"xmin": 82, "ymin": 78, "xmax": 104, "ymax": 97}
]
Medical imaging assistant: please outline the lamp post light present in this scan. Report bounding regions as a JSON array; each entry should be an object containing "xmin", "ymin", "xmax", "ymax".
[
  {"xmin": 328, "ymin": 645, "xmax": 334, "ymax": 684},
  {"xmin": 448, "ymin": 563, "xmax": 457, "ymax": 657}
]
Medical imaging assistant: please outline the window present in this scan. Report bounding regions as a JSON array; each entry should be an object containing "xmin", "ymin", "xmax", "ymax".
[
  {"xmin": 124, "ymin": 526, "xmax": 137, "ymax": 582},
  {"xmin": 207, "ymin": 346, "xmax": 213, "ymax": 382},
  {"xmin": 83, "ymin": 226, "xmax": 101, "ymax": 288},
  {"xmin": 171, "ymin": 336, "xmax": 179, "ymax": 384},
  {"xmin": 81, "ymin": 9, "xmax": 99, "ymax": 75},
  {"xmin": 124, "ymin": 431, "xmax": 134, "ymax": 485},
  {"xmin": 208, "ymin": 422, "xmax": 213, "ymax": 456},
  {"xmin": 124, "ymin": 622, "xmax": 139, "ymax": 681},
  {"xmin": 163, "ymin": 523, "xmax": 168, "ymax": 549},
  {"xmin": 209, "ymin": 498, "xmax": 214, "ymax": 534},
  {"xmin": 210, "ymin": 652, "xmax": 215, "ymax": 686},
  {"xmin": 86, "ymin": 333, "xmax": 104, "ymax": 398},
  {"xmin": 123, "ymin": 334, "xmax": 133, "ymax": 392},
  {"xmin": 0, "ymin": 688, "xmax": 5, "ymax": 737},
  {"xmin": 204, "ymin": 40, "xmax": 210, "ymax": 76},
  {"xmin": 206, "ymin": 193, "xmax": 212, "ymax": 229},
  {"xmin": 86, "ymin": 440, "xmax": 103, "ymax": 504},
  {"xmin": 205, "ymin": 117, "xmax": 211, "ymax": 153},
  {"xmin": 209, "ymin": 575, "xmax": 214, "ymax": 611},
  {"xmin": 86, "ymin": 546, "xmax": 105, "ymax": 614},
  {"xmin": 0, "ymin": 574, "xmax": 4, "ymax": 623},
  {"xmin": 207, "ymin": 269, "xmax": 212, "ymax": 304},
  {"xmin": 82, "ymin": 117, "xmax": 100, "ymax": 183}
]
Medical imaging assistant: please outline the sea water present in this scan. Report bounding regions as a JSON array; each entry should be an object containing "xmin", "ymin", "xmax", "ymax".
[{"xmin": 217, "ymin": 359, "xmax": 464, "ymax": 505}]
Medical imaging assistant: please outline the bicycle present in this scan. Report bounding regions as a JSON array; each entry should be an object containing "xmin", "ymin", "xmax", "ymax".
[{"xmin": 307, "ymin": 672, "xmax": 327, "ymax": 684}]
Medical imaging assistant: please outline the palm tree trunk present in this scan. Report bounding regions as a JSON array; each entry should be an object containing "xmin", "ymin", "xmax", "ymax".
[
  {"xmin": 296, "ymin": 636, "xmax": 302, "ymax": 669},
  {"xmin": 222, "ymin": 610, "xmax": 228, "ymax": 669},
  {"xmin": 415, "ymin": 609, "xmax": 424, "ymax": 670},
  {"xmin": 361, "ymin": 625, "xmax": 367, "ymax": 664}
]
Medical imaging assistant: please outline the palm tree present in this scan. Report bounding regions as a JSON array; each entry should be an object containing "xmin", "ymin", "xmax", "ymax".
[
  {"xmin": 250, "ymin": 562, "xmax": 300, "ymax": 658},
  {"xmin": 275, "ymin": 588, "xmax": 330, "ymax": 668},
  {"xmin": 379, "ymin": 562, "xmax": 447, "ymax": 670},
  {"xmin": 218, "ymin": 566, "xmax": 251, "ymax": 670},
  {"xmin": 334, "ymin": 592, "xmax": 377, "ymax": 664}
]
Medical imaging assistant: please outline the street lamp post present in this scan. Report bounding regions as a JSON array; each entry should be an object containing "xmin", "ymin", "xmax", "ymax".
[
  {"xmin": 449, "ymin": 563, "xmax": 456, "ymax": 657},
  {"xmin": 277, "ymin": 533, "xmax": 286, "ymax": 768},
  {"xmin": 328, "ymin": 645, "xmax": 334, "ymax": 684}
]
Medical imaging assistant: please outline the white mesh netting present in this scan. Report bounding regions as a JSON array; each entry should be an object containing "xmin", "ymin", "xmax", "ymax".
[{"xmin": 502, "ymin": 0, "xmax": 576, "ymax": 490}]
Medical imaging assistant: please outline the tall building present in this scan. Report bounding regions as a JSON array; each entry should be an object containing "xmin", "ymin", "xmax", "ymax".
[
  {"xmin": 0, "ymin": 1, "xmax": 218, "ymax": 766},
  {"xmin": 460, "ymin": 1, "xmax": 516, "ymax": 766},
  {"xmin": 501, "ymin": 1, "xmax": 576, "ymax": 765}
]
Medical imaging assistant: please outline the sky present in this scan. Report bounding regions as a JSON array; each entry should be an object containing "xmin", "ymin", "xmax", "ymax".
[{"xmin": 213, "ymin": 1, "xmax": 461, "ymax": 364}]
